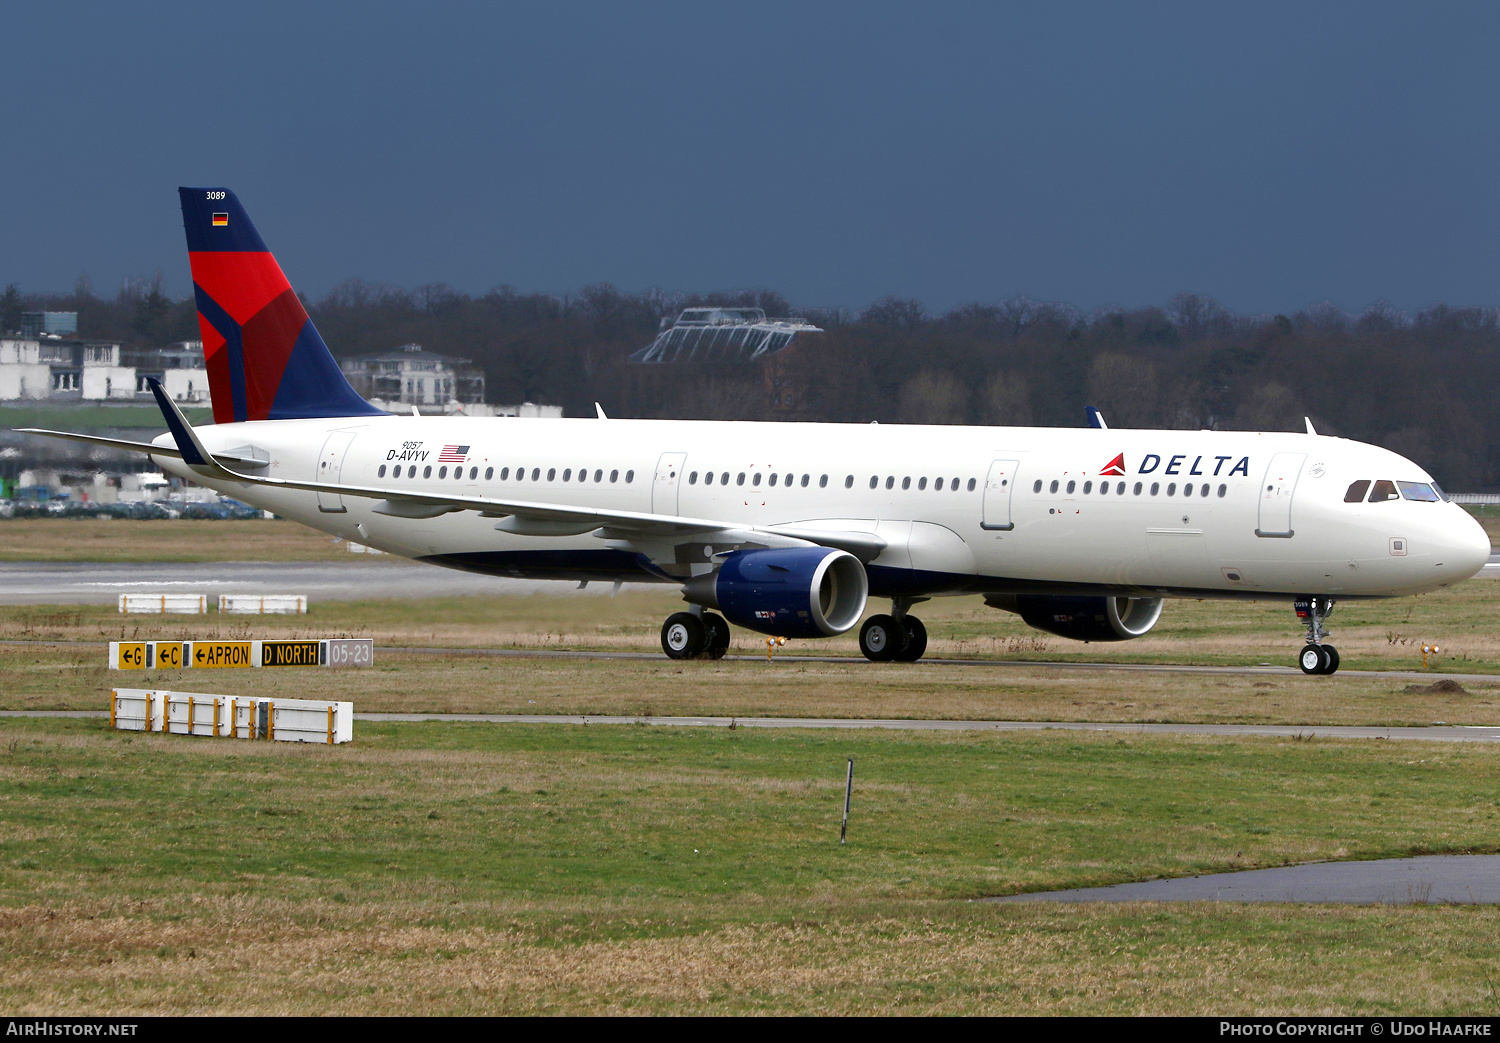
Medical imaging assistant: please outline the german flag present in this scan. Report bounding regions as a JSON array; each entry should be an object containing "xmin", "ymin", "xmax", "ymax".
[{"xmin": 212, "ymin": 213, "xmax": 229, "ymax": 227}]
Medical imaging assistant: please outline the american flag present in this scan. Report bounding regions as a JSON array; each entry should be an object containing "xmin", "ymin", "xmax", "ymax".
[{"xmin": 438, "ymin": 445, "xmax": 470, "ymax": 463}]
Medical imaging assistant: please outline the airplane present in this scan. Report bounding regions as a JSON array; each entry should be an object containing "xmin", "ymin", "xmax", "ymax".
[{"xmin": 17, "ymin": 188, "xmax": 1492, "ymax": 675}]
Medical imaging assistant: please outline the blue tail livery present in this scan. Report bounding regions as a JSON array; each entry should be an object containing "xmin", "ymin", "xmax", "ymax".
[{"xmin": 178, "ymin": 187, "xmax": 382, "ymax": 424}]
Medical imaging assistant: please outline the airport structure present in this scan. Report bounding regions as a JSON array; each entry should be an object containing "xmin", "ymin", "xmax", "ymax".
[
  {"xmin": 0, "ymin": 337, "xmax": 209, "ymax": 404},
  {"xmin": 630, "ymin": 308, "xmax": 821, "ymax": 364}
]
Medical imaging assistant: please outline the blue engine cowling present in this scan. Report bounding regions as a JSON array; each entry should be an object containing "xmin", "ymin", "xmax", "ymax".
[
  {"xmin": 684, "ymin": 547, "xmax": 869, "ymax": 638},
  {"xmin": 984, "ymin": 594, "xmax": 1164, "ymax": 642}
]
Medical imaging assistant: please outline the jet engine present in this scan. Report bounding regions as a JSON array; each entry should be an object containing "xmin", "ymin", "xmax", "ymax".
[
  {"xmin": 984, "ymin": 593, "xmax": 1164, "ymax": 642},
  {"xmin": 683, "ymin": 547, "xmax": 869, "ymax": 639}
]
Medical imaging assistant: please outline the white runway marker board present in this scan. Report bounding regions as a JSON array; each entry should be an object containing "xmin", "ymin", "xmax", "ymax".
[{"xmin": 111, "ymin": 688, "xmax": 353, "ymax": 744}]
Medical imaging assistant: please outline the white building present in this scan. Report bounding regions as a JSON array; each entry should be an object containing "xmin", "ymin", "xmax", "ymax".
[{"xmin": 0, "ymin": 340, "xmax": 52, "ymax": 400}]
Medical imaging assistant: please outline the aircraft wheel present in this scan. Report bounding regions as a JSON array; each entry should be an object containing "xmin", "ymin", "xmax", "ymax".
[
  {"xmin": 1298, "ymin": 644, "xmax": 1329, "ymax": 675},
  {"xmin": 703, "ymin": 613, "xmax": 731, "ymax": 659},
  {"xmin": 860, "ymin": 614, "xmax": 907, "ymax": 662},
  {"xmin": 662, "ymin": 612, "xmax": 707, "ymax": 660},
  {"xmin": 1320, "ymin": 645, "xmax": 1340, "ymax": 674},
  {"xmin": 893, "ymin": 616, "xmax": 928, "ymax": 662}
]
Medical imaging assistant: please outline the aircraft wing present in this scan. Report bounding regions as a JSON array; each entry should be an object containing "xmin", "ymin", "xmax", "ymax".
[
  {"xmin": 13, "ymin": 429, "xmax": 269, "ymax": 468},
  {"xmin": 80, "ymin": 380, "xmax": 888, "ymax": 561}
]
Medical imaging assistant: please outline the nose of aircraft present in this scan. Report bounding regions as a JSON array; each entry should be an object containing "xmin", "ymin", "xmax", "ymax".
[{"xmin": 1438, "ymin": 507, "xmax": 1493, "ymax": 585}]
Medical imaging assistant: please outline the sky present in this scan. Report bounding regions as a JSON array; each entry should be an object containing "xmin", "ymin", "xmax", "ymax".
[{"xmin": 6, "ymin": 1, "xmax": 1500, "ymax": 316}]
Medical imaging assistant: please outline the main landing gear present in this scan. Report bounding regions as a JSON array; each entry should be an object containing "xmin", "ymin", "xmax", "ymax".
[
  {"xmin": 1295, "ymin": 597, "xmax": 1340, "ymax": 675},
  {"xmin": 661, "ymin": 609, "xmax": 731, "ymax": 660},
  {"xmin": 859, "ymin": 597, "xmax": 929, "ymax": 662}
]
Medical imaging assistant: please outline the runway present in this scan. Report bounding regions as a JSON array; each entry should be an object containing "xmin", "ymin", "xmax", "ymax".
[
  {"xmin": 8, "ymin": 709, "xmax": 1500, "ymax": 742},
  {"xmin": 1, "ymin": 554, "xmax": 1493, "ymax": 606},
  {"xmin": 988, "ymin": 854, "xmax": 1500, "ymax": 904},
  {"xmin": 0, "ymin": 560, "xmax": 659, "ymax": 605}
]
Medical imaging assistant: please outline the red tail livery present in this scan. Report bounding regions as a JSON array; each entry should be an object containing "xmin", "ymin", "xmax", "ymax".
[{"xmin": 179, "ymin": 187, "xmax": 382, "ymax": 424}]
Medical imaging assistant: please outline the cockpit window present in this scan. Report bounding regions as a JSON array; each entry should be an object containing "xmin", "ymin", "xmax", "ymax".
[
  {"xmin": 1432, "ymin": 482, "xmax": 1450, "ymax": 502},
  {"xmin": 1344, "ymin": 480, "xmax": 1370, "ymax": 503},
  {"xmin": 1398, "ymin": 481, "xmax": 1440, "ymax": 502},
  {"xmin": 1368, "ymin": 480, "xmax": 1400, "ymax": 503}
]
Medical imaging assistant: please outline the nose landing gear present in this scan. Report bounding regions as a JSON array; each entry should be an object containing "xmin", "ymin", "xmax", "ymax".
[{"xmin": 1295, "ymin": 597, "xmax": 1339, "ymax": 674}]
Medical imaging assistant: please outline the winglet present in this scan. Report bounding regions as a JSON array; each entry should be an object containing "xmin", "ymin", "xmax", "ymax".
[
  {"xmin": 1086, "ymin": 406, "xmax": 1108, "ymax": 430},
  {"xmin": 146, "ymin": 377, "xmax": 217, "ymax": 471}
]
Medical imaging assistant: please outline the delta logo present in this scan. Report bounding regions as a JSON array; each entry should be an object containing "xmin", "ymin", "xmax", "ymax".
[{"xmin": 1100, "ymin": 452, "xmax": 1252, "ymax": 477}]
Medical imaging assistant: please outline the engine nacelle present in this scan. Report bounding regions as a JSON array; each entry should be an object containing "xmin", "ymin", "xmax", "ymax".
[
  {"xmin": 684, "ymin": 547, "xmax": 869, "ymax": 638},
  {"xmin": 984, "ymin": 593, "xmax": 1164, "ymax": 642}
]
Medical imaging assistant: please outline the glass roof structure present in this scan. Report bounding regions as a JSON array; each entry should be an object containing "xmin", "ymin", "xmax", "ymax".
[{"xmin": 630, "ymin": 308, "xmax": 822, "ymax": 364}]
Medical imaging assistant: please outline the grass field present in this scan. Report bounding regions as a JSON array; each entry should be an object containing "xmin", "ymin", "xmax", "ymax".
[
  {"xmin": 2, "ymin": 518, "xmax": 1499, "ymax": 1013},
  {"xmin": 2, "ymin": 716, "xmax": 1499, "ymax": 1015},
  {"xmin": 1, "ymin": 566, "xmax": 1494, "ymax": 675},
  {"xmin": 0, "ymin": 518, "xmax": 394, "ymax": 563}
]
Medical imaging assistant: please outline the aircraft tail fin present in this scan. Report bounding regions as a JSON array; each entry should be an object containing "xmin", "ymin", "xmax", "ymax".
[{"xmin": 178, "ymin": 187, "xmax": 383, "ymax": 424}]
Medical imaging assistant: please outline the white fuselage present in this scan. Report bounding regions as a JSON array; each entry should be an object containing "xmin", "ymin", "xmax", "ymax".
[{"xmin": 152, "ymin": 415, "xmax": 1490, "ymax": 601}]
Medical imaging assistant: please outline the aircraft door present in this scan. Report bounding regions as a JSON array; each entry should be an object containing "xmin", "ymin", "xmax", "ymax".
[
  {"xmin": 981, "ymin": 459, "xmax": 1019, "ymax": 531},
  {"xmin": 1256, "ymin": 452, "xmax": 1306, "ymax": 538},
  {"xmin": 315, "ymin": 431, "xmax": 358, "ymax": 513},
  {"xmin": 652, "ymin": 452, "xmax": 688, "ymax": 515}
]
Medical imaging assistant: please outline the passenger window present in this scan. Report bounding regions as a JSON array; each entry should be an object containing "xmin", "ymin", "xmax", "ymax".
[
  {"xmin": 754, "ymin": 473, "xmax": 763, "ymax": 487},
  {"xmin": 689, "ymin": 472, "xmax": 698, "ymax": 484},
  {"xmin": 738, "ymin": 473, "xmax": 746, "ymax": 486},
  {"xmin": 1066, "ymin": 480, "xmax": 1076, "ymax": 494},
  {"xmin": 470, "ymin": 467, "xmax": 478, "ymax": 480},
  {"xmin": 1083, "ymin": 481, "xmax": 1092, "ymax": 494},
  {"xmin": 546, "ymin": 468, "xmax": 555, "ymax": 481},
  {"xmin": 952, "ymin": 477, "xmax": 960, "ymax": 491},
  {"xmin": 768, "ymin": 473, "xmax": 777, "ymax": 487},
  {"xmin": 531, "ymin": 468, "xmax": 540, "ymax": 481},
  {"xmin": 1049, "ymin": 480, "xmax": 1059, "ymax": 494},
  {"xmin": 1398, "ymin": 481, "xmax": 1440, "ymax": 502},
  {"xmin": 1133, "ymin": 482, "xmax": 1142, "ymax": 495},
  {"xmin": 1200, "ymin": 483, "xmax": 1209, "ymax": 497},
  {"xmin": 1368, "ymin": 480, "xmax": 1399, "ymax": 502},
  {"xmin": 439, "ymin": 466, "xmax": 448, "ymax": 479},
  {"xmin": 1099, "ymin": 482, "xmax": 1108, "ymax": 495},
  {"xmin": 1167, "ymin": 483, "xmax": 1176, "ymax": 495},
  {"xmin": 886, "ymin": 476, "xmax": 895, "ymax": 489},
  {"xmin": 486, "ymin": 467, "xmax": 495, "ymax": 480},
  {"xmin": 704, "ymin": 472, "xmax": 714, "ymax": 486},
  {"xmin": 610, "ymin": 470, "xmax": 619, "ymax": 483},
  {"xmin": 802, "ymin": 475, "xmax": 811, "ymax": 488},
  {"xmin": 378, "ymin": 464, "xmax": 387, "ymax": 478},
  {"xmin": 902, "ymin": 477, "xmax": 911, "ymax": 490},
  {"xmin": 625, "ymin": 470, "xmax": 634, "ymax": 483},
  {"xmin": 965, "ymin": 478, "xmax": 974, "ymax": 491},
  {"xmin": 1183, "ymin": 483, "xmax": 1192, "ymax": 497},
  {"xmin": 1150, "ymin": 482, "xmax": 1160, "ymax": 495},
  {"xmin": 423, "ymin": 465, "xmax": 432, "ymax": 479},
  {"xmin": 1116, "ymin": 482, "xmax": 1126, "ymax": 495},
  {"xmin": 1217, "ymin": 484, "xmax": 1226, "ymax": 497},
  {"xmin": 819, "ymin": 475, "xmax": 827, "ymax": 488},
  {"xmin": 594, "ymin": 470, "xmax": 603, "ymax": 482},
  {"xmin": 936, "ymin": 478, "xmax": 946, "ymax": 491},
  {"xmin": 842, "ymin": 475, "xmax": 852, "ymax": 488},
  {"xmin": 562, "ymin": 469, "xmax": 571, "ymax": 481},
  {"xmin": 869, "ymin": 476, "xmax": 878, "ymax": 489}
]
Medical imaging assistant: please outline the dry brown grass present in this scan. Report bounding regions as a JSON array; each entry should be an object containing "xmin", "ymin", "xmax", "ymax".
[
  {"xmin": 4, "ymin": 898, "xmax": 1499, "ymax": 1015},
  {"xmin": 6, "ymin": 643, "xmax": 1500, "ymax": 726},
  {"xmin": 0, "ymin": 518, "xmax": 405, "ymax": 563}
]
